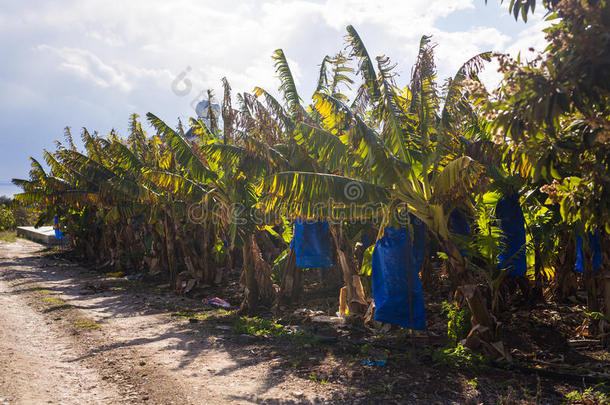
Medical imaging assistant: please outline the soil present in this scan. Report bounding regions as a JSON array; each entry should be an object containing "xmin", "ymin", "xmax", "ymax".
[{"xmin": 0, "ymin": 238, "xmax": 608, "ymax": 404}]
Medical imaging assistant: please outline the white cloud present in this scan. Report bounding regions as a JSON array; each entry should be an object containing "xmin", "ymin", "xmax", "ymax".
[
  {"xmin": 322, "ymin": 0, "xmax": 475, "ymax": 31},
  {"xmin": 479, "ymin": 12, "xmax": 551, "ymax": 90},
  {"xmin": 37, "ymin": 45, "xmax": 132, "ymax": 92},
  {"xmin": 1, "ymin": 1, "xmax": 554, "ymax": 110},
  {"xmin": 507, "ymin": 12, "xmax": 550, "ymax": 58},
  {"xmin": 0, "ymin": 0, "xmax": 556, "ymax": 192},
  {"xmin": 434, "ymin": 26, "xmax": 511, "ymax": 77}
]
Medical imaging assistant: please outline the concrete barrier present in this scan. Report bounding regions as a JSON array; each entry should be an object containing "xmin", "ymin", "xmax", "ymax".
[{"xmin": 16, "ymin": 226, "xmax": 69, "ymax": 246}]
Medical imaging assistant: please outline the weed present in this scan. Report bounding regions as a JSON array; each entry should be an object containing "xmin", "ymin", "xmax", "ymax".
[
  {"xmin": 564, "ymin": 385, "xmax": 610, "ymax": 404},
  {"xmin": 431, "ymin": 345, "xmax": 490, "ymax": 371},
  {"xmin": 235, "ymin": 316, "xmax": 291, "ymax": 338},
  {"xmin": 584, "ymin": 311, "xmax": 610, "ymax": 323},
  {"xmin": 442, "ymin": 301, "xmax": 471, "ymax": 346},
  {"xmin": 467, "ymin": 377, "xmax": 479, "ymax": 389},
  {"xmin": 234, "ymin": 316, "xmax": 318, "ymax": 344},
  {"xmin": 74, "ymin": 320, "xmax": 100, "ymax": 329},
  {"xmin": 308, "ymin": 374, "xmax": 329, "ymax": 385}
]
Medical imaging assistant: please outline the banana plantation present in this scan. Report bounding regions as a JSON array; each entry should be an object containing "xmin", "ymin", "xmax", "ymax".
[{"xmin": 8, "ymin": 0, "xmax": 610, "ymax": 401}]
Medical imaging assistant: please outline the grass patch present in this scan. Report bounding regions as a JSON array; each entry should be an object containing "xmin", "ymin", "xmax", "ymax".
[
  {"xmin": 74, "ymin": 320, "xmax": 100, "ymax": 329},
  {"xmin": 43, "ymin": 296, "xmax": 66, "ymax": 305},
  {"xmin": 0, "ymin": 230, "xmax": 17, "ymax": 242},
  {"xmin": 234, "ymin": 316, "xmax": 317, "ymax": 344},
  {"xmin": 171, "ymin": 308, "xmax": 232, "ymax": 321},
  {"xmin": 42, "ymin": 295, "xmax": 74, "ymax": 312},
  {"xmin": 235, "ymin": 316, "xmax": 292, "ymax": 338}
]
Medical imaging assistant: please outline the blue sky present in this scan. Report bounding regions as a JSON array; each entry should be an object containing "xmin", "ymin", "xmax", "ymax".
[{"xmin": 0, "ymin": 0, "xmax": 549, "ymax": 197}]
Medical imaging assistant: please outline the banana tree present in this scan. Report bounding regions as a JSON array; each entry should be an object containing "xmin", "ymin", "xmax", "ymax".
[
  {"xmin": 147, "ymin": 72, "xmax": 297, "ymax": 311},
  {"xmin": 259, "ymin": 28, "xmax": 490, "ymax": 315}
]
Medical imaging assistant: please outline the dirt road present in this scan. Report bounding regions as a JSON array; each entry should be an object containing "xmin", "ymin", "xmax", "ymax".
[{"xmin": 0, "ymin": 239, "xmax": 351, "ymax": 405}]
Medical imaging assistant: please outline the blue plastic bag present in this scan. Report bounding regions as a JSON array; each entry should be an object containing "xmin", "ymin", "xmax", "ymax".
[
  {"xmin": 53, "ymin": 215, "xmax": 64, "ymax": 240},
  {"xmin": 495, "ymin": 194, "xmax": 527, "ymax": 276},
  {"xmin": 575, "ymin": 230, "xmax": 602, "ymax": 273},
  {"xmin": 371, "ymin": 217, "xmax": 426, "ymax": 330},
  {"xmin": 449, "ymin": 209, "xmax": 470, "ymax": 256},
  {"xmin": 361, "ymin": 232, "xmax": 372, "ymax": 250},
  {"xmin": 449, "ymin": 209, "xmax": 470, "ymax": 236},
  {"xmin": 290, "ymin": 220, "xmax": 333, "ymax": 269}
]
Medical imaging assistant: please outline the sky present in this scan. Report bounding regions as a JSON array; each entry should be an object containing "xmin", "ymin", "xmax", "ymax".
[{"xmin": 0, "ymin": 0, "xmax": 550, "ymax": 197}]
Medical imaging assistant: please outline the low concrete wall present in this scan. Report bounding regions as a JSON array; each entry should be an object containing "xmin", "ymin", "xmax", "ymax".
[{"xmin": 16, "ymin": 226, "xmax": 69, "ymax": 246}]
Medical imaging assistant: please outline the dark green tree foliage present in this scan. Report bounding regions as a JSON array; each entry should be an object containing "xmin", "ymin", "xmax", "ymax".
[{"xmin": 488, "ymin": 0, "xmax": 610, "ymax": 233}]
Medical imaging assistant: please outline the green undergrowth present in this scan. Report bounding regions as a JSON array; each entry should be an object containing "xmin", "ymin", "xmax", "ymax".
[
  {"xmin": 0, "ymin": 230, "xmax": 17, "ymax": 242},
  {"xmin": 235, "ymin": 316, "xmax": 318, "ymax": 344},
  {"xmin": 235, "ymin": 316, "xmax": 291, "ymax": 337},
  {"xmin": 358, "ymin": 342, "xmax": 389, "ymax": 361},
  {"xmin": 442, "ymin": 301, "xmax": 471, "ymax": 346},
  {"xmin": 431, "ymin": 344, "xmax": 490, "ymax": 371},
  {"xmin": 564, "ymin": 384, "xmax": 609, "ymax": 404}
]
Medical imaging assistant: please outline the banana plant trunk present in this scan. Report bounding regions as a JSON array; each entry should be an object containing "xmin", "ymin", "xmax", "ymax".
[
  {"xmin": 602, "ymin": 275, "xmax": 610, "ymax": 347},
  {"xmin": 239, "ymin": 233, "xmax": 276, "ymax": 313},
  {"xmin": 533, "ymin": 241, "xmax": 544, "ymax": 300},
  {"xmin": 224, "ymin": 245, "xmax": 234, "ymax": 284},
  {"xmin": 330, "ymin": 226, "xmax": 367, "ymax": 316},
  {"xmin": 439, "ymin": 236, "xmax": 471, "ymax": 285},
  {"xmin": 443, "ymin": 236, "xmax": 503, "ymax": 355},
  {"xmin": 279, "ymin": 249, "xmax": 301, "ymax": 305},
  {"xmin": 553, "ymin": 232, "xmax": 577, "ymax": 299},
  {"xmin": 583, "ymin": 242, "xmax": 599, "ymax": 313},
  {"xmin": 163, "ymin": 213, "xmax": 177, "ymax": 290}
]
